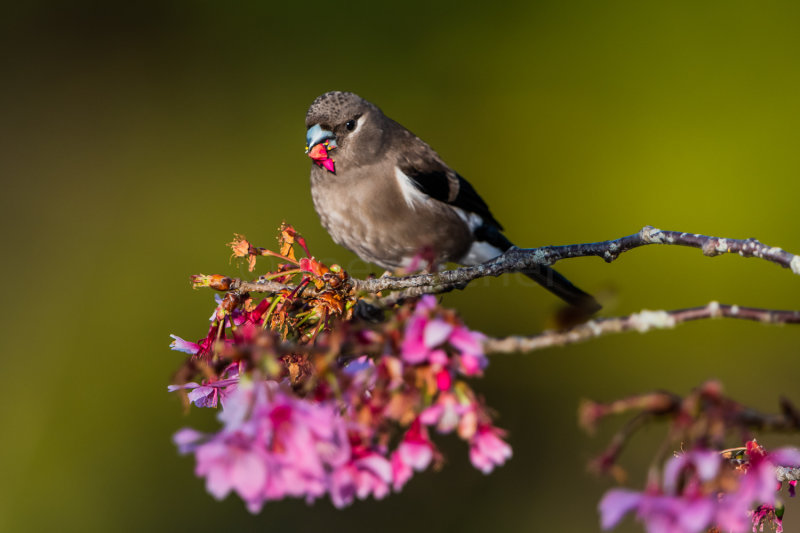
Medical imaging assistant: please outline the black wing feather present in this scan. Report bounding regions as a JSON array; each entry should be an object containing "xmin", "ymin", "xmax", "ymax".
[
  {"xmin": 392, "ymin": 125, "xmax": 503, "ymax": 229},
  {"xmin": 398, "ymin": 164, "xmax": 504, "ymax": 231}
]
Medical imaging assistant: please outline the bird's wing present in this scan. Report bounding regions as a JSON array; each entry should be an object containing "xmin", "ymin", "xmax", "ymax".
[{"xmin": 395, "ymin": 130, "xmax": 504, "ymax": 231}]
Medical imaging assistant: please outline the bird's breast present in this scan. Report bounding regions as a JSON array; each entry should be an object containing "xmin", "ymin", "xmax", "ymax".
[{"xmin": 310, "ymin": 166, "xmax": 473, "ymax": 270}]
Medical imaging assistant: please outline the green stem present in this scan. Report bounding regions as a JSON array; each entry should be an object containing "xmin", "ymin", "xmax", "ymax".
[{"xmin": 261, "ymin": 296, "xmax": 282, "ymax": 330}]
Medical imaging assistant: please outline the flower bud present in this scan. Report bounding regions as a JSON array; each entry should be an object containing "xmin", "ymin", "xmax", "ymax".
[{"xmin": 191, "ymin": 274, "xmax": 233, "ymax": 291}]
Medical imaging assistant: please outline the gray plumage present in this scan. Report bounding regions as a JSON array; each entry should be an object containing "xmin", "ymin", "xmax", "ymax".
[{"xmin": 305, "ymin": 91, "xmax": 599, "ymax": 311}]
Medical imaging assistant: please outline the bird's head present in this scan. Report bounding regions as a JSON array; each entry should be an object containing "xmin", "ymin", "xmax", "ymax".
[{"xmin": 305, "ymin": 91, "xmax": 384, "ymax": 173}]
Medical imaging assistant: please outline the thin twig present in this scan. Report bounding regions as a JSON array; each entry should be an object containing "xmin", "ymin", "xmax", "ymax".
[
  {"xmin": 483, "ymin": 302, "xmax": 800, "ymax": 354},
  {"xmin": 590, "ymin": 411, "xmax": 656, "ymax": 477},
  {"xmin": 234, "ymin": 279, "xmax": 292, "ymax": 293}
]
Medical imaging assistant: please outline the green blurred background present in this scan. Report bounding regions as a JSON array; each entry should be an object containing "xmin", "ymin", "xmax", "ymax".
[{"xmin": 2, "ymin": 1, "xmax": 800, "ymax": 531}]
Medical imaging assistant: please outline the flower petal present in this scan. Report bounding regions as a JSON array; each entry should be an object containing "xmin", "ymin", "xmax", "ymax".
[
  {"xmin": 169, "ymin": 334, "xmax": 201, "ymax": 355},
  {"xmin": 598, "ymin": 489, "xmax": 642, "ymax": 530},
  {"xmin": 771, "ymin": 447, "xmax": 800, "ymax": 467},
  {"xmin": 423, "ymin": 319, "xmax": 453, "ymax": 348}
]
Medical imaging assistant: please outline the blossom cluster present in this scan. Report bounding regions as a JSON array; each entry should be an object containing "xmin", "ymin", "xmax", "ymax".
[
  {"xmin": 599, "ymin": 441, "xmax": 800, "ymax": 533},
  {"xmin": 169, "ymin": 229, "xmax": 510, "ymax": 511},
  {"xmin": 172, "ymin": 227, "xmax": 800, "ymax": 527}
]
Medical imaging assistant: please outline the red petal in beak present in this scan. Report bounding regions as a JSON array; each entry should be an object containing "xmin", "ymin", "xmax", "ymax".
[
  {"xmin": 307, "ymin": 143, "xmax": 335, "ymax": 173},
  {"xmin": 308, "ymin": 143, "xmax": 328, "ymax": 161},
  {"xmin": 321, "ymin": 158, "xmax": 335, "ymax": 173}
]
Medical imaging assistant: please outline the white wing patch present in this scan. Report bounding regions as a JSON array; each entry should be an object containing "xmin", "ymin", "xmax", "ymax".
[
  {"xmin": 395, "ymin": 167, "xmax": 429, "ymax": 209},
  {"xmin": 453, "ymin": 206, "xmax": 484, "ymax": 232},
  {"xmin": 460, "ymin": 240, "xmax": 504, "ymax": 266}
]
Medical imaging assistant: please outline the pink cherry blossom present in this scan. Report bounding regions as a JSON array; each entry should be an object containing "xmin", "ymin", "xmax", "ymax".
[
  {"xmin": 450, "ymin": 326, "xmax": 487, "ymax": 376},
  {"xmin": 423, "ymin": 319, "xmax": 453, "ymax": 348},
  {"xmin": 399, "ymin": 298, "xmax": 488, "ymax": 376},
  {"xmin": 600, "ymin": 488, "xmax": 715, "ymax": 533},
  {"xmin": 329, "ymin": 451, "xmax": 392, "ymax": 508},
  {"xmin": 469, "ymin": 425, "xmax": 512, "ymax": 474},
  {"xmin": 391, "ymin": 420, "xmax": 434, "ymax": 490},
  {"xmin": 599, "ymin": 489, "xmax": 643, "ymax": 530},
  {"xmin": 399, "ymin": 314, "xmax": 459, "ymax": 366},
  {"xmin": 169, "ymin": 362, "xmax": 240, "ymax": 408},
  {"xmin": 420, "ymin": 392, "xmax": 462, "ymax": 433},
  {"xmin": 169, "ymin": 326, "xmax": 220, "ymax": 358},
  {"xmin": 717, "ymin": 458, "xmax": 782, "ymax": 531},
  {"xmin": 435, "ymin": 368, "xmax": 452, "ymax": 391},
  {"xmin": 599, "ymin": 443, "xmax": 800, "ymax": 533},
  {"xmin": 415, "ymin": 294, "xmax": 438, "ymax": 312},
  {"xmin": 188, "ymin": 386, "xmax": 220, "ymax": 408},
  {"xmin": 400, "ymin": 314, "xmax": 429, "ymax": 364},
  {"xmin": 171, "ymin": 289, "xmax": 512, "ymax": 511},
  {"xmin": 169, "ymin": 335, "xmax": 201, "ymax": 355},
  {"xmin": 751, "ymin": 504, "xmax": 783, "ymax": 533},
  {"xmin": 662, "ymin": 450, "xmax": 721, "ymax": 493},
  {"xmin": 771, "ymin": 447, "xmax": 800, "ymax": 469},
  {"xmin": 174, "ymin": 380, "xmax": 354, "ymax": 512},
  {"xmin": 600, "ymin": 451, "xmax": 730, "ymax": 533},
  {"xmin": 390, "ymin": 452, "xmax": 413, "ymax": 491},
  {"xmin": 173, "ymin": 428, "xmax": 205, "ymax": 454},
  {"xmin": 196, "ymin": 440, "xmax": 267, "ymax": 503}
]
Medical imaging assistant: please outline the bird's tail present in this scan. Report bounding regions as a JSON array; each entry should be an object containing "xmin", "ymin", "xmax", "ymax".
[
  {"xmin": 521, "ymin": 264, "xmax": 601, "ymax": 314},
  {"xmin": 470, "ymin": 225, "xmax": 601, "ymax": 313}
]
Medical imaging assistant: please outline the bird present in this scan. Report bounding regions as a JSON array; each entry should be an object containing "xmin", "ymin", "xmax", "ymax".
[{"xmin": 304, "ymin": 91, "xmax": 599, "ymax": 312}]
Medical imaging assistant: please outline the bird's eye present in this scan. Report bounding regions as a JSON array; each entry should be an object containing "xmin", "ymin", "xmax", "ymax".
[{"xmin": 345, "ymin": 119, "xmax": 356, "ymax": 131}]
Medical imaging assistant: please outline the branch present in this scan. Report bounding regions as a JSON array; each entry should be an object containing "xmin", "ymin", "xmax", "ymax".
[
  {"xmin": 483, "ymin": 302, "xmax": 800, "ymax": 354},
  {"xmin": 236, "ymin": 279, "xmax": 293, "ymax": 293},
  {"xmin": 219, "ymin": 226, "xmax": 800, "ymax": 303},
  {"xmin": 350, "ymin": 225, "xmax": 800, "ymax": 295}
]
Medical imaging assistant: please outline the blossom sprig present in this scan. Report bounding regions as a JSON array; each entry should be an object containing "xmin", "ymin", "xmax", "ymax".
[
  {"xmin": 587, "ymin": 382, "xmax": 800, "ymax": 532},
  {"xmin": 169, "ymin": 226, "xmax": 511, "ymax": 511},
  {"xmin": 580, "ymin": 381, "xmax": 800, "ymax": 478},
  {"xmin": 599, "ymin": 442, "xmax": 800, "ymax": 533}
]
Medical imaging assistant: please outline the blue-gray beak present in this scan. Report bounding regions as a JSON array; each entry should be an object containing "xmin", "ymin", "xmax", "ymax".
[{"xmin": 305, "ymin": 124, "xmax": 337, "ymax": 153}]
